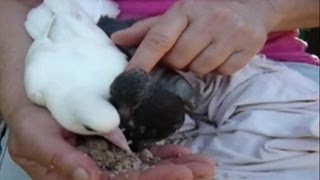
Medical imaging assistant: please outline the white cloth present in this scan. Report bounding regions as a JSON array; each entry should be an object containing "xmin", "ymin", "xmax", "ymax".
[{"xmin": 171, "ymin": 55, "xmax": 319, "ymax": 179}]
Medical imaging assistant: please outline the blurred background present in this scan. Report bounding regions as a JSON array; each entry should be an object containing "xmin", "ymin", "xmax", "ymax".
[{"xmin": 301, "ymin": 28, "xmax": 320, "ymax": 57}]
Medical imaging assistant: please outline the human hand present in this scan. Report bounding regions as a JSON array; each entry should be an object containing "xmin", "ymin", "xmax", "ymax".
[
  {"xmin": 8, "ymin": 105, "xmax": 214, "ymax": 180},
  {"xmin": 104, "ymin": 144, "xmax": 215, "ymax": 180},
  {"xmin": 112, "ymin": 0, "xmax": 278, "ymax": 75},
  {"xmin": 8, "ymin": 105, "xmax": 103, "ymax": 180}
]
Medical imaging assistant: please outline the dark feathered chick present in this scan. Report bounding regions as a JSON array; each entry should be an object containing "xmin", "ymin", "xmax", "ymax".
[
  {"xmin": 109, "ymin": 68, "xmax": 186, "ymax": 151},
  {"xmin": 97, "ymin": 17, "xmax": 200, "ymax": 151}
]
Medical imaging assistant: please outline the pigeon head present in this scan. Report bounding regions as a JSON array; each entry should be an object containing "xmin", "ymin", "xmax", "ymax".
[{"xmin": 109, "ymin": 68, "xmax": 185, "ymax": 151}]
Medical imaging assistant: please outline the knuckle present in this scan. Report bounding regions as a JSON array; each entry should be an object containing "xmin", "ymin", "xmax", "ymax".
[
  {"xmin": 199, "ymin": 57, "xmax": 213, "ymax": 68},
  {"xmin": 217, "ymin": 66, "xmax": 235, "ymax": 75},
  {"xmin": 190, "ymin": 59, "xmax": 216, "ymax": 75},
  {"xmin": 233, "ymin": 61, "xmax": 247, "ymax": 71},
  {"xmin": 190, "ymin": 66, "xmax": 206, "ymax": 76},
  {"xmin": 196, "ymin": 21, "xmax": 214, "ymax": 35},
  {"xmin": 190, "ymin": 62, "xmax": 214, "ymax": 76},
  {"xmin": 234, "ymin": 21, "xmax": 248, "ymax": 34},
  {"xmin": 146, "ymin": 30, "xmax": 172, "ymax": 52},
  {"xmin": 167, "ymin": 60, "xmax": 187, "ymax": 70},
  {"xmin": 202, "ymin": 54, "xmax": 220, "ymax": 68},
  {"xmin": 208, "ymin": 8, "xmax": 232, "ymax": 23},
  {"xmin": 221, "ymin": 58, "xmax": 248, "ymax": 75},
  {"xmin": 164, "ymin": 54, "xmax": 188, "ymax": 69}
]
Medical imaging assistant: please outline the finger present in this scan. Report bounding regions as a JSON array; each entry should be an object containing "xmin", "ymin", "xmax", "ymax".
[
  {"xmin": 215, "ymin": 51, "xmax": 253, "ymax": 75},
  {"xmin": 16, "ymin": 158, "xmax": 69, "ymax": 180},
  {"xmin": 14, "ymin": 132, "xmax": 102, "ymax": 180},
  {"xmin": 126, "ymin": 9, "xmax": 189, "ymax": 72},
  {"xmin": 153, "ymin": 159, "xmax": 215, "ymax": 179},
  {"xmin": 177, "ymin": 162, "xmax": 214, "ymax": 180},
  {"xmin": 163, "ymin": 19, "xmax": 214, "ymax": 70},
  {"xmin": 107, "ymin": 164, "xmax": 193, "ymax": 180},
  {"xmin": 169, "ymin": 154, "xmax": 215, "ymax": 179},
  {"xmin": 188, "ymin": 39, "xmax": 234, "ymax": 75},
  {"xmin": 150, "ymin": 144, "xmax": 192, "ymax": 158},
  {"xmin": 139, "ymin": 164, "xmax": 193, "ymax": 180},
  {"xmin": 111, "ymin": 16, "xmax": 159, "ymax": 46},
  {"xmin": 45, "ymin": 137, "xmax": 103, "ymax": 180},
  {"xmin": 170, "ymin": 154, "xmax": 215, "ymax": 168}
]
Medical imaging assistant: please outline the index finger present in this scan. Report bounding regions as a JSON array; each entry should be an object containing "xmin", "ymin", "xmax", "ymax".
[
  {"xmin": 126, "ymin": 9, "xmax": 189, "ymax": 72},
  {"xmin": 149, "ymin": 144, "xmax": 192, "ymax": 158}
]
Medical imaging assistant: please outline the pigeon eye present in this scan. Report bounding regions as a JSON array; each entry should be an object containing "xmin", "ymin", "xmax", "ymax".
[{"xmin": 83, "ymin": 125, "xmax": 95, "ymax": 132}]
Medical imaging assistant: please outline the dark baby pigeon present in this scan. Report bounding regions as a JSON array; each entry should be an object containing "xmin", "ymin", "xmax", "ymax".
[{"xmin": 97, "ymin": 17, "xmax": 200, "ymax": 151}]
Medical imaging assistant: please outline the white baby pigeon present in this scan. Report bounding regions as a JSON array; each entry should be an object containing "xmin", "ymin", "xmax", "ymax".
[{"xmin": 24, "ymin": 0, "xmax": 131, "ymax": 152}]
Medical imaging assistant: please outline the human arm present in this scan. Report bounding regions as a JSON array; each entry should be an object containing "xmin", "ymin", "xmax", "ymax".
[
  {"xmin": 0, "ymin": 1, "xmax": 104, "ymax": 179},
  {"xmin": 112, "ymin": 0, "xmax": 320, "ymax": 75},
  {"xmin": 270, "ymin": 0, "xmax": 319, "ymax": 31},
  {"xmin": 0, "ymin": 0, "xmax": 38, "ymax": 127}
]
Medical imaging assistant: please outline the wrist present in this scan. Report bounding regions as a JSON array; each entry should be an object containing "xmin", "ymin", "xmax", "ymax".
[
  {"xmin": 260, "ymin": 0, "xmax": 320, "ymax": 31},
  {"xmin": 0, "ymin": 69, "xmax": 34, "ymax": 124},
  {"xmin": 252, "ymin": 0, "xmax": 282, "ymax": 33},
  {"xmin": 1, "ymin": 103, "xmax": 46, "ymax": 134},
  {"xmin": 0, "ymin": 95, "xmax": 34, "ymax": 127}
]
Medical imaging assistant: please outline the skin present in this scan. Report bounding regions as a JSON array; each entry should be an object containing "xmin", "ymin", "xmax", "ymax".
[
  {"xmin": 0, "ymin": 0, "xmax": 214, "ymax": 180},
  {"xmin": 111, "ymin": 0, "xmax": 320, "ymax": 76}
]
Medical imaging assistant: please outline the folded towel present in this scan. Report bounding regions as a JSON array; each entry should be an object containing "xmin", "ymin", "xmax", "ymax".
[{"xmin": 171, "ymin": 55, "xmax": 319, "ymax": 180}]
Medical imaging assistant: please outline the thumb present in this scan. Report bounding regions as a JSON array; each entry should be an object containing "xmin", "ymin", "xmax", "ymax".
[
  {"xmin": 9, "ymin": 107, "xmax": 103, "ymax": 180},
  {"xmin": 45, "ymin": 137, "xmax": 102, "ymax": 180},
  {"xmin": 10, "ymin": 127, "xmax": 103, "ymax": 180},
  {"xmin": 20, "ymin": 128, "xmax": 101, "ymax": 179},
  {"xmin": 111, "ymin": 16, "xmax": 159, "ymax": 46}
]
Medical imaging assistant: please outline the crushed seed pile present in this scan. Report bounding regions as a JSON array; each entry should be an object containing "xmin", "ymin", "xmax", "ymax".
[{"xmin": 77, "ymin": 136, "xmax": 161, "ymax": 174}]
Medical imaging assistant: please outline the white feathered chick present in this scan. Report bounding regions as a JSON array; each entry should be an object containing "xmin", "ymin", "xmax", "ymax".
[{"xmin": 24, "ymin": 0, "xmax": 130, "ymax": 152}]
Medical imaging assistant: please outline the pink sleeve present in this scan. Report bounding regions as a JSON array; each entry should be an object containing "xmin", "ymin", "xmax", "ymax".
[{"xmin": 261, "ymin": 31, "xmax": 319, "ymax": 65}]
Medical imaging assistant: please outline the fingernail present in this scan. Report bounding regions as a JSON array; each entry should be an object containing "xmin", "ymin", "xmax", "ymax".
[{"xmin": 73, "ymin": 168, "xmax": 89, "ymax": 180}]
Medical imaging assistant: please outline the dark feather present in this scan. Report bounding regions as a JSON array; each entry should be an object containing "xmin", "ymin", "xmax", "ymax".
[{"xmin": 97, "ymin": 16, "xmax": 200, "ymax": 151}]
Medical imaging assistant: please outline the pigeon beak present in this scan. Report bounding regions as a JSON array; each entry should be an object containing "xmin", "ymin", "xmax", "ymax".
[{"xmin": 102, "ymin": 128, "xmax": 132, "ymax": 153}]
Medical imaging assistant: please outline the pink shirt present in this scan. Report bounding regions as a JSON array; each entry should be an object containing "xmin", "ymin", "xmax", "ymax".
[{"xmin": 115, "ymin": 0, "xmax": 319, "ymax": 65}]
